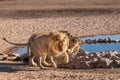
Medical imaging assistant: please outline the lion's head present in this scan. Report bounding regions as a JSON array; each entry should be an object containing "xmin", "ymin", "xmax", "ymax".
[
  {"xmin": 50, "ymin": 31, "xmax": 69, "ymax": 54},
  {"xmin": 56, "ymin": 30, "xmax": 84, "ymax": 53}
]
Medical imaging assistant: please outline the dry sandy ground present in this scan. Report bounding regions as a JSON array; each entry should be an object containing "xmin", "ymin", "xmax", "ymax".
[
  {"xmin": 0, "ymin": 0, "xmax": 120, "ymax": 80},
  {"xmin": 0, "ymin": 61, "xmax": 120, "ymax": 80}
]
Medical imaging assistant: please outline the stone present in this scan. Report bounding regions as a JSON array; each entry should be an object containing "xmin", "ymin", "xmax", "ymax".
[
  {"xmin": 111, "ymin": 56, "xmax": 120, "ymax": 60},
  {"xmin": 88, "ymin": 53, "xmax": 94, "ymax": 57},
  {"xmin": 67, "ymin": 58, "xmax": 80, "ymax": 69},
  {"xmin": 103, "ymin": 38, "xmax": 108, "ymax": 43},
  {"xmin": 92, "ymin": 53, "xmax": 101, "ymax": 60},
  {"xmin": 93, "ymin": 52, "xmax": 100, "ymax": 57},
  {"xmin": 76, "ymin": 56, "xmax": 90, "ymax": 61},
  {"xmin": 116, "ymin": 54, "xmax": 120, "ymax": 58},
  {"xmin": 91, "ymin": 58, "xmax": 98, "ymax": 63},
  {"xmin": 0, "ymin": 53, "xmax": 8, "ymax": 60},
  {"xmin": 96, "ymin": 58, "xmax": 113, "ymax": 68},
  {"xmin": 92, "ymin": 39, "xmax": 97, "ymax": 43},
  {"xmin": 111, "ymin": 40, "xmax": 118, "ymax": 43},
  {"xmin": 56, "ymin": 51, "xmax": 120, "ymax": 68},
  {"xmin": 74, "ymin": 61, "xmax": 91, "ymax": 69},
  {"xmin": 75, "ymin": 51, "xmax": 89, "ymax": 57},
  {"xmin": 89, "ymin": 57, "xmax": 99, "ymax": 68},
  {"xmin": 102, "ymin": 50, "xmax": 117, "ymax": 59},
  {"xmin": 97, "ymin": 39, "xmax": 103, "ymax": 43},
  {"xmin": 67, "ymin": 57, "xmax": 91, "ymax": 69},
  {"xmin": 53, "ymin": 56, "xmax": 67, "ymax": 68},
  {"xmin": 113, "ymin": 60, "xmax": 120, "ymax": 67},
  {"xmin": 85, "ymin": 39, "xmax": 93, "ymax": 44},
  {"xmin": 52, "ymin": 50, "xmax": 120, "ymax": 68},
  {"xmin": 107, "ymin": 38, "xmax": 112, "ymax": 43}
]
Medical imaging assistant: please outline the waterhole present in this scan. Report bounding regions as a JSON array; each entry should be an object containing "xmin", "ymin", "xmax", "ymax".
[{"xmin": 80, "ymin": 34, "xmax": 120, "ymax": 53}]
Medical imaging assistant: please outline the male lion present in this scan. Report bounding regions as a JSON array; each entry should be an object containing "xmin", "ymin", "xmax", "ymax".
[
  {"xmin": 3, "ymin": 31, "xmax": 83, "ymax": 69},
  {"xmin": 59, "ymin": 31, "xmax": 83, "ymax": 53},
  {"xmin": 28, "ymin": 31, "xmax": 84, "ymax": 68},
  {"xmin": 3, "ymin": 31, "xmax": 70, "ymax": 69}
]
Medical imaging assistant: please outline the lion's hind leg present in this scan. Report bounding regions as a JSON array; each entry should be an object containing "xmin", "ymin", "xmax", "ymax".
[
  {"xmin": 42, "ymin": 56, "xmax": 51, "ymax": 67},
  {"xmin": 29, "ymin": 52, "xmax": 37, "ymax": 66}
]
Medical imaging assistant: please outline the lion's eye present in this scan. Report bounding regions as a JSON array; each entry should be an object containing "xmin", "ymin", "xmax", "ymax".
[
  {"xmin": 53, "ymin": 36, "xmax": 60, "ymax": 41},
  {"xmin": 55, "ymin": 37, "xmax": 59, "ymax": 41},
  {"xmin": 56, "ymin": 38, "xmax": 59, "ymax": 41}
]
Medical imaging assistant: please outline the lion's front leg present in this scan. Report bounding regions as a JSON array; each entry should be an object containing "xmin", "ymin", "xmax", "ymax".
[
  {"xmin": 63, "ymin": 52, "xmax": 69, "ymax": 63},
  {"xmin": 50, "ymin": 56, "xmax": 57, "ymax": 69},
  {"xmin": 36, "ymin": 56, "xmax": 47, "ymax": 69}
]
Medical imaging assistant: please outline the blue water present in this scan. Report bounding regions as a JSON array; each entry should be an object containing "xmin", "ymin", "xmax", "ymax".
[
  {"xmin": 81, "ymin": 34, "xmax": 120, "ymax": 40},
  {"xmin": 80, "ymin": 34, "xmax": 120, "ymax": 53}
]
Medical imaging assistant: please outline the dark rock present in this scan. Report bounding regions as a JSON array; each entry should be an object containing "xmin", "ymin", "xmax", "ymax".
[
  {"xmin": 102, "ymin": 50, "xmax": 117, "ymax": 59},
  {"xmin": 67, "ymin": 58, "xmax": 80, "ymax": 69},
  {"xmin": 92, "ymin": 39, "xmax": 97, "ymax": 43},
  {"xmin": 56, "ymin": 50, "xmax": 120, "ymax": 68},
  {"xmin": 103, "ymin": 38, "xmax": 108, "ymax": 43},
  {"xmin": 111, "ymin": 56, "xmax": 120, "ymax": 60},
  {"xmin": 93, "ymin": 52, "xmax": 101, "ymax": 58},
  {"xmin": 113, "ymin": 60, "xmax": 120, "ymax": 67},
  {"xmin": 96, "ymin": 58, "xmax": 113, "ymax": 68},
  {"xmin": 103, "ymin": 53, "xmax": 112, "ymax": 59},
  {"xmin": 74, "ymin": 61, "xmax": 91, "ymax": 69},
  {"xmin": 85, "ymin": 39, "xmax": 93, "ymax": 44},
  {"xmin": 116, "ymin": 54, "xmax": 120, "ymax": 58},
  {"xmin": 97, "ymin": 39, "xmax": 104, "ymax": 43},
  {"xmin": 88, "ymin": 53, "xmax": 94, "ymax": 57},
  {"xmin": 118, "ymin": 40, "xmax": 120, "ymax": 42},
  {"xmin": 107, "ymin": 38, "xmax": 112, "ymax": 43},
  {"xmin": 91, "ymin": 58, "xmax": 98, "ymax": 63},
  {"xmin": 76, "ymin": 56, "xmax": 90, "ymax": 61},
  {"xmin": 111, "ymin": 40, "xmax": 118, "ymax": 43},
  {"xmin": 0, "ymin": 53, "xmax": 8, "ymax": 60},
  {"xmin": 76, "ymin": 52, "xmax": 89, "ymax": 57}
]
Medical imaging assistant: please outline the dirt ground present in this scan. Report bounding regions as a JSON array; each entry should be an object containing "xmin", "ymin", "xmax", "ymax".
[
  {"xmin": 0, "ymin": 0, "xmax": 120, "ymax": 80},
  {"xmin": 0, "ymin": 61, "xmax": 120, "ymax": 80}
]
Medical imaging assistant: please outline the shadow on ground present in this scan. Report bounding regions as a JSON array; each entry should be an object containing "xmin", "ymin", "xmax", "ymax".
[
  {"xmin": 0, "ymin": 8, "xmax": 120, "ymax": 19},
  {"xmin": 0, "ymin": 61, "xmax": 40, "ymax": 72}
]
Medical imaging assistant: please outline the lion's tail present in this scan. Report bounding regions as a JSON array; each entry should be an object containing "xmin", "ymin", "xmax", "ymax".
[{"xmin": 3, "ymin": 38, "xmax": 28, "ymax": 46}]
